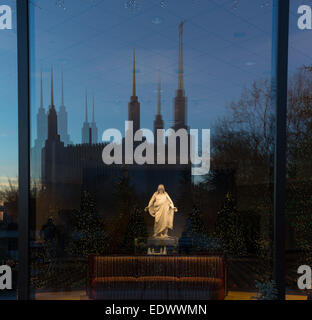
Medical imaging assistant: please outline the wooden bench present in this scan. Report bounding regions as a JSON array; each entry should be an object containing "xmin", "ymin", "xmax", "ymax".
[{"xmin": 87, "ymin": 255, "xmax": 227, "ymax": 300}]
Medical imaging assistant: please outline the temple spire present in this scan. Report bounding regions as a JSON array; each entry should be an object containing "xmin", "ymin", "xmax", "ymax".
[
  {"xmin": 51, "ymin": 67, "xmax": 54, "ymax": 108},
  {"xmin": 154, "ymin": 72, "xmax": 164, "ymax": 136},
  {"xmin": 178, "ymin": 21, "xmax": 184, "ymax": 91},
  {"xmin": 40, "ymin": 69, "xmax": 44, "ymax": 108},
  {"xmin": 132, "ymin": 48, "xmax": 136, "ymax": 97},
  {"xmin": 128, "ymin": 48, "xmax": 140, "ymax": 135},
  {"xmin": 92, "ymin": 96, "xmax": 95, "ymax": 123},
  {"xmin": 85, "ymin": 89, "xmax": 88, "ymax": 123},
  {"xmin": 157, "ymin": 72, "xmax": 161, "ymax": 115},
  {"xmin": 173, "ymin": 21, "xmax": 187, "ymax": 131},
  {"xmin": 61, "ymin": 71, "xmax": 64, "ymax": 106}
]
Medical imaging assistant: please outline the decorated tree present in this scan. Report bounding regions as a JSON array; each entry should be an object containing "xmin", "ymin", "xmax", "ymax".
[
  {"xmin": 68, "ymin": 190, "xmax": 108, "ymax": 258},
  {"xmin": 215, "ymin": 193, "xmax": 247, "ymax": 257},
  {"xmin": 120, "ymin": 207, "xmax": 148, "ymax": 254},
  {"xmin": 179, "ymin": 206, "xmax": 223, "ymax": 254},
  {"xmin": 114, "ymin": 167, "xmax": 137, "ymax": 218},
  {"xmin": 188, "ymin": 206, "xmax": 206, "ymax": 235},
  {"xmin": 288, "ymin": 146, "xmax": 312, "ymax": 269},
  {"xmin": 110, "ymin": 167, "xmax": 138, "ymax": 253}
]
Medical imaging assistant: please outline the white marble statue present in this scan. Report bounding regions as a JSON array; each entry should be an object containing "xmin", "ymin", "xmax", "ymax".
[{"xmin": 145, "ymin": 184, "xmax": 178, "ymax": 239}]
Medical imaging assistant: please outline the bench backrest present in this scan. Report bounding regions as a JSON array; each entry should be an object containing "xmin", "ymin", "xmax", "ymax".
[{"xmin": 89, "ymin": 255, "xmax": 224, "ymax": 279}]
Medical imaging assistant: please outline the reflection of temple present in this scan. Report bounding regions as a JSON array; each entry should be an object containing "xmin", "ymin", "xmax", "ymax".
[
  {"xmin": 37, "ymin": 23, "xmax": 191, "ymax": 236},
  {"xmin": 31, "ymin": 71, "xmax": 73, "ymax": 179},
  {"xmin": 31, "ymin": 72, "xmax": 47, "ymax": 180},
  {"xmin": 58, "ymin": 72, "xmax": 73, "ymax": 146},
  {"xmin": 81, "ymin": 90, "xmax": 99, "ymax": 144}
]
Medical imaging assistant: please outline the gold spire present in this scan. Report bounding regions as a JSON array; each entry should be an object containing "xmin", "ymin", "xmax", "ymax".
[
  {"xmin": 132, "ymin": 48, "xmax": 136, "ymax": 97},
  {"xmin": 51, "ymin": 67, "xmax": 54, "ymax": 108},
  {"xmin": 157, "ymin": 72, "xmax": 161, "ymax": 115},
  {"xmin": 40, "ymin": 69, "xmax": 43, "ymax": 108},
  {"xmin": 178, "ymin": 21, "xmax": 184, "ymax": 90},
  {"xmin": 85, "ymin": 89, "xmax": 88, "ymax": 123}
]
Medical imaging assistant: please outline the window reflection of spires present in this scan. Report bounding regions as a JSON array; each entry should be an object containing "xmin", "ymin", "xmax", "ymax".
[
  {"xmin": 178, "ymin": 21, "xmax": 184, "ymax": 91},
  {"xmin": 50, "ymin": 66, "xmax": 55, "ymax": 108},
  {"xmin": 173, "ymin": 21, "xmax": 187, "ymax": 131},
  {"xmin": 91, "ymin": 95, "xmax": 98, "ymax": 144},
  {"xmin": 35, "ymin": 68, "xmax": 48, "ymax": 148},
  {"xmin": 92, "ymin": 96, "xmax": 95, "ymax": 123},
  {"xmin": 82, "ymin": 89, "xmax": 90, "ymax": 144},
  {"xmin": 58, "ymin": 71, "xmax": 72, "ymax": 146},
  {"xmin": 132, "ymin": 48, "xmax": 136, "ymax": 97},
  {"xmin": 61, "ymin": 71, "xmax": 64, "ymax": 106},
  {"xmin": 157, "ymin": 72, "xmax": 161, "ymax": 116},
  {"xmin": 154, "ymin": 72, "xmax": 164, "ymax": 136},
  {"xmin": 128, "ymin": 48, "xmax": 141, "ymax": 135},
  {"xmin": 40, "ymin": 69, "xmax": 44, "ymax": 109},
  {"xmin": 48, "ymin": 67, "xmax": 58, "ymax": 140},
  {"xmin": 85, "ymin": 89, "xmax": 88, "ymax": 123}
]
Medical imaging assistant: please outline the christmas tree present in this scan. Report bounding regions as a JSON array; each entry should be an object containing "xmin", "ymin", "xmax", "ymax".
[
  {"xmin": 215, "ymin": 193, "xmax": 247, "ymax": 257},
  {"xmin": 120, "ymin": 207, "xmax": 148, "ymax": 254},
  {"xmin": 68, "ymin": 190, "xmax": 108, "ymax": 258},
  {"xmin": 114, "ymin": 167, "xmax": 136, "ymax": 218},
  {"xmin": 179, "ymin": 206, "xmax": 219, "ymax": 254},
  {"xmin": 188, "ymin": 206, "xmax": 206, "ymax": 235},
  {"xmin": 110, "ymin": 167, "xmax": 139, "ymax": 253}
]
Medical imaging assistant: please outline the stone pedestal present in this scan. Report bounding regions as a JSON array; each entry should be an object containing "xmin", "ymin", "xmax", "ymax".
[{"xmin": 135, "ymin": 237, "xmax": 179, "ymax": 255}]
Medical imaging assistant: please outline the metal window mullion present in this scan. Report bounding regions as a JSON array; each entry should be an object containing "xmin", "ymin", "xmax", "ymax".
[
  {"xmin": 272, "ymin": 0, "xmax": 290, "ymax": 300},
  {"xmin": 17, "ymin": 0, "xmax": 30, "ymax": 301}
]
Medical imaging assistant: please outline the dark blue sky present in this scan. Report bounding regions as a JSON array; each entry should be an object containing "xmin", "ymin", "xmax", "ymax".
[{"xmin": 0, "ymin": 0, "xmax": 310, "ymax": 187}]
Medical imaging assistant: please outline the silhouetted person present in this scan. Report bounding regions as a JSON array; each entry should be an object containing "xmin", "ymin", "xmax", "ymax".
[
  {"xmin": 40, "ymin": 217, "xmax": 57, "ymax": 242},
  {"xmin": 40, "ymin": 217, "xmax": 57, "ymax": 274}
]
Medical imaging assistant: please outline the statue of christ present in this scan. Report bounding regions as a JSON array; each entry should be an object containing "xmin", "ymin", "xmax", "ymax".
[{"xmin": 145, "ymin": 185, "xmax": 178, "ymax": 238}]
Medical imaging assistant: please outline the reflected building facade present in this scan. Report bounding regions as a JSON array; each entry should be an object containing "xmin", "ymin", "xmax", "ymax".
[
  {"xmin": 38, "ymin": 23, "xmax": 191, "ymax": 237},
  {"xmin": 31, "ymin": 72, "xmax": 47, "ymax": 180},
  {"xmin": 58, "ymin": 73, "xmax": 72, "ymax": 146}
]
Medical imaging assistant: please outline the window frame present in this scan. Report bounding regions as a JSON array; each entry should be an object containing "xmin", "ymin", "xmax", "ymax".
[{"xmin": 16, "ymin": 0, "xmax": 290, "ymax": 300}]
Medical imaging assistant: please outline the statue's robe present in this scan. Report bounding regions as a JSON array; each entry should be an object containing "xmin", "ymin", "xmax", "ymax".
[{"xmin": 148, "ymin": 192, "xmax": 175, "ymax": 237}]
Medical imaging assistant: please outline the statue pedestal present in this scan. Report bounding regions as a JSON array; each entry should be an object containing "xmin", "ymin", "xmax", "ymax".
[{"xmin": 135, "ymin": 237, "xmax": 178, "ymax": 255}]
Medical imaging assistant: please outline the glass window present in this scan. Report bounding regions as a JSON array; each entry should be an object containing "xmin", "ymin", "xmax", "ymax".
[
  {"xmin": 0, "ymin": 0, "xmax": 18, "ymax": 300},
  {"xmin": 27, "ymin": 0, "xmax": 301, "ymax": 300},
  {"xmin": 285, "ymin": 0, "xmax": 312, "ymax": 300}
]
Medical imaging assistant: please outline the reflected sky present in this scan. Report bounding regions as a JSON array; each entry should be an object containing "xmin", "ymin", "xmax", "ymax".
[{"xmin": 0, "ymin": 0, "xmax": 310, "ymax": 184}]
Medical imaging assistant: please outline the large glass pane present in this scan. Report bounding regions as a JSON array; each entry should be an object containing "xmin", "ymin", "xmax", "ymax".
[
  {"xmin": 285, "ymin": 0, "xmax": 312, "ymax": 300},
  {"xmin": 0, "ymin": 0, "xmax": 18, "ymax": 300},
  {"xmin": 29, "ymin": 0, "xmax": 277, "ymax": 300}
]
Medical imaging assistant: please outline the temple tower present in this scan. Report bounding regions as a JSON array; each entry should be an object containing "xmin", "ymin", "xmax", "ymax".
[
  {"xmin": 128, "ymin": 49, "xmax": 141, "ymax": 136},
  {"xmin": 154, "ymin": 73, "xmax": 164, "ymax": 136},
  {"xmin": 173, "ymin": 22, "xmax": 187, "ymax": 131},
  {"xmin": 90, "ymin": 96, "xmax": 98, "ymax": 144},
  {"xmin": 58, "ymin": 72, "xmax": 72, "ymax": 146},
  {"xmin": 82, "ymin": 90, "xmax": 90, "ymax": 144}
]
